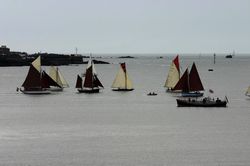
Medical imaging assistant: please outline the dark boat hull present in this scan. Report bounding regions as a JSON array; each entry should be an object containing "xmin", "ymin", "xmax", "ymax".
[
  {"xmin": 181, "ymin": 92, "xmax": 204, "ymax": 97},
  {"xmin": 77, "ymin": 88, "xmax": 100, "ymax": 93},
  {"xmin": 112, "ymin": 88, "xmax": 134, "ymax": 91},
  {"xmin": 165, "ymin": 89, "xmax": 181, "ymax": 93},
  {"xmin": 176, "ymin": 99, "xmax": 227, "ymax": 107}
]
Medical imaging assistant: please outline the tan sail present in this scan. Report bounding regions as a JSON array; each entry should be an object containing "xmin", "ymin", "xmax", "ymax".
[
  {"xmin": 164, "ymin": 55, "xmax": 180, "ymax": 90},
  {"xmin": 111, "ymin": 65, "xmax": 133, "ymax": 90},
  {"xmin": 31, "ymin": 56, "xmax": 41, "ymax": 72},
  {"xmin": 49, "ymin": 66, "xmax": 69, "ymax": 88},
  {"xmin": 58, "ymin": 69, "xmax": 69, "ymax": 88},
  {"xmin": 164, "ymin": 61, "xmax": 180, "ymax": 89}
]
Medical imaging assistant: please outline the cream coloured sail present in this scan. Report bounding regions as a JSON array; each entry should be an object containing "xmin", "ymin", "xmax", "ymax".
[
  {"xmin": 164, "ymin": 61, "xmax": 180, "ymax": 89},
  {"xmin": 164, "ymin": 55, "xmax": 180, "ymax": 90},
  {"xmin": 49, "ymin": 66, "xmax": 69, "ymax": 88},
  {"xmin": 31, "ymin": 56, "xmax": 41, "ymax": 72},
  {"xmin": 111, "ymin": 65, "xmax": 133, "ymax": 90},
  {"xmin": 246, "ymin": 86, "xmax": 250, "ymax": 96}
]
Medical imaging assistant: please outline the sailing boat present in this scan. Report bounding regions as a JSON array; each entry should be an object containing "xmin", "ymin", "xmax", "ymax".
[
  {"xmin": 245, "ymin": 86, "xmax": 250, "ymax": 97},
  {"xmin": 20, "ymin": 56, "xmax": 51, "ymax": 94},
  {"xmin": 111, "ymin": 62, "xmax": 134, "ymax": 91},
  {"xmin": 75, "ymin": 58, "xmax": 104, "ymax": 93},
  {"xmin": 164, "ymin": 55, "xmax": 180, "ymax": 92},
  {"xmin": 48, "ymin": 66, "xmax": 69, "ymax": 91},
  {"xmin": 173, "ymin": 62, "xmax": 204, "ymax": 97}
]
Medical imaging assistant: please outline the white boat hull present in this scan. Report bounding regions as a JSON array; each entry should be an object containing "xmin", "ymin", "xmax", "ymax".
[{"xmin": 20, "ymin": 89, "xmax": 51, "ymax": 95}]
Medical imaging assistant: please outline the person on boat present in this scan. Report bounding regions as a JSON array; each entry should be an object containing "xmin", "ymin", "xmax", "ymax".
[{"xmin": 216, "ymin": 98, "xmax": 221, "ymax": 103}]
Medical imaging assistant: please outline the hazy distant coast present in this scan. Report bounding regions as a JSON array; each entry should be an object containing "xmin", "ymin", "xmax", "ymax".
[{"xmin": 0, "ymin": 45, "xmax": 110, "ymax": 66}]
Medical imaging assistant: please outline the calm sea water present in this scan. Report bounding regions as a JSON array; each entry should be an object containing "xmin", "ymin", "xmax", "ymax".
[{"xmin": 0, "ymin": 55, "xmax": 250, "ymax": 166}]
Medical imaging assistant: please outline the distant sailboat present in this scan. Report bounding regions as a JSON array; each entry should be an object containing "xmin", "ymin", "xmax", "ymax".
[
  {"xmin": 48, "ymin": 66, "xmax": 69, "ymax": 91},
  {"xmin": 20, "ymin": 56, "xmax": 51, "ymax": 94},
  {"xmin": 164, "ymin": 55, "xmax": 180, "ymax": 92},
  {"xmin": 111, "ymin": 62, "xmax": 134, "ymax": 91},
  {"xmin": 75, "ymin": 58, "xmax": 104, "ymax": 93},
  {"xmin": 226, "ymin": 51, "xmax": 235, "ymax": 58},
  {"xmin": 245, "ymin": 86, "xmax": 250, "ymax": 97},
  {"xmin": 173, "ymin": 62, "xmax": 204, "ymax": 97}
]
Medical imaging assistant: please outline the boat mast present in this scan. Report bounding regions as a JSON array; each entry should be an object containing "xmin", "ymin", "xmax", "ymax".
[
  {"xmin": 56, "ymin": 67, "xmax": 59, "ymax": 84},
  {"xmin": 121, "ymin": 63, "xmax": 127, "ymax": 89},
  {"xmin": 187, "ymin": 68, "xmax": 190, "ymax": 92},
  {"xmin": 125, "ymin": 70, "xmax": 127, "ymax": 89},
  {"xmin": 90, "ymin": 54, "xmax": 94, "ymax": 90}
]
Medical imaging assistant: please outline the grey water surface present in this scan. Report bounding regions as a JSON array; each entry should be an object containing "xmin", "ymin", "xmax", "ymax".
[{"xmin": 0, "ymin": 55, "xmax": 250, "ymax": 166}]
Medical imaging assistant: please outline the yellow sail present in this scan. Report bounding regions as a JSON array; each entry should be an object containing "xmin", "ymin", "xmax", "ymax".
[
  {"xmin": 58, "ymin": 69, "xmax": 69, "ymax": 88},
  {"xmin": 31, "ymin": 56, "xmax": 41, "ymax": 72},
  {"xmin": 111, "ymin": 66, "xmax": 133, "ymax": 90},
  {"xmin": 164, "ymin": 61, "xmax": 180, "ymax": 89},
  {"xmin": 49, "ymin": 66, "xmax": 69, "ymax": 88}
]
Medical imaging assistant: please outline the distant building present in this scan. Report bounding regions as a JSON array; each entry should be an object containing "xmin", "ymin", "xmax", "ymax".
[
  {"xmin": 0, "ymin": 45, "xmax": 10, "ymax": 55},
  {"xmin": 0, "ymin": 45, "xmax": 28, "ymax": 66}
]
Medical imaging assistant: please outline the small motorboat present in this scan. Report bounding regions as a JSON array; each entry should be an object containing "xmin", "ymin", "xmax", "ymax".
[
  {"xmin": 147, "ymin": 92, "xmax": 157, "ymax": 96},
  {"xmin": 176, "ymin": 97, "xmax": 228, "ymax": 107}
]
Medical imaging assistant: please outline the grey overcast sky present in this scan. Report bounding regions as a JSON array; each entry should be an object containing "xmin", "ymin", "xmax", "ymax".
[{"xmin": 0, "ymin": 0, "xmax": 250, "ymax": 54}]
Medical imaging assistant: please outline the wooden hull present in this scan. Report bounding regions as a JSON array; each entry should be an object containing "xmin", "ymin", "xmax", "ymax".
[
  {"xmin": 20, "ymin": 89, "xmax": 51, "ymax": 95},
  {"xmin": 181, "ymin": 92, "xmax": 204, "ymax": 97},
  {"xmin": 112, "ymin": 88, "xmax": 134, "ymax": 91},
  {"xmin": 176, "ymin": 99, "xmax": 227, "ymax": 107},
  {"xmin": 77, "ymin": 88, "xmax": 100, "ymax": 93}
]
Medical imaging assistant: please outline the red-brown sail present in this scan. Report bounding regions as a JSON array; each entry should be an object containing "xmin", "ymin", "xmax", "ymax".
[
  {"xmin": 42, "ymin": 71, "xmax": 61, "ymax": 88},
  {"xmin": 120, "ymin": 62, "xmax": 126, "ymax": 73},
  {"xmin": 93, "ymin": 75, "xmax": 104, "ymax": 88},
  {"xmin": 75, "ymin": 75, "xmax": 83, "ymax": 88},
  {"xmin": 189, "ymin": 63, "xmax": 204, "ymax": 91},
  {"xmin": 83, "ymin": 66, "xmax": 93, "ymax": 88},
  {"xmin": 173, "ymin": 68, "xmax": 189, "ymax": 92},
  {"xmin": 173, "ymin": 55, "xmax": 180, "ymax": 73},
  {"xmin": 22, "ymin": 65, "xmax": 43, "ymax": 89}
]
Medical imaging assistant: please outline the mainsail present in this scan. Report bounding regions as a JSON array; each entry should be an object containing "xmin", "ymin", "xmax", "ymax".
[
  {"xmin": 189, "ymin": 62, "xmax": 204, "ymax": 91},
  {"xmin": 173, "ymin": 62, "xmax": 204, "ymax": 92},
  {"xmin": 22, "ymin": 65, "xmax": 45, "ymax": 89},
  {"xmin": 164, "ymin": 55, "xmax": 180, "ymax": 89},
  {"xmin": 111, "ymin": 63, "xmax": 133, "ymax": 90},
  {"xmin": 49, "ymin": 66, "xmax": 69, "ymax": 88}
]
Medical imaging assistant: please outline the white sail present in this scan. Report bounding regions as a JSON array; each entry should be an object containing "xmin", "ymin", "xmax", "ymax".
[
  {"xmin": 49, "ymin": 66, "xmax": 69, "ymax": 88},
  {"xmin": 31, "ymin": 56, "xmax": 41, "ymax": 72},
  {"xmin": 164, "ymin": 61, "xmax": 180, "ymax": 89},
  {"xmin": 246, "ymin": 86, "xmax": 250, "ymax": 96},
  {"xmin": 111, "ymin": 66, "xmax": 133, "ymax": 89},
  {"xmin": 86, "ymin": 57, "xmax": 97, "ymax": 74}
]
